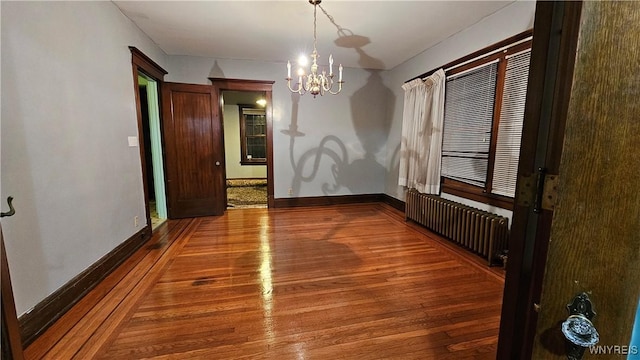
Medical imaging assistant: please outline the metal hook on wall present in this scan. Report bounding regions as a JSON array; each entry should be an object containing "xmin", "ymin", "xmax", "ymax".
[{"xmin": 1, "ymin": 196, "xmax": 16, "ymax": 218}]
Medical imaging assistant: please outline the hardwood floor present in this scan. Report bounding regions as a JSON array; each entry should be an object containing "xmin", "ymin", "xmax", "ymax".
[{"xmin": 25, "ymin": 203, "xmax": 505, "ymax": 359}]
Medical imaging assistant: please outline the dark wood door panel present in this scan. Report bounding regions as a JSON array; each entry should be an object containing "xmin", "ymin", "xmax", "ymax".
[
  {"xmin": 2, "ymin": 225, "xmax": 25, "ymax": 360},
  {"xmin": 172, "ymin": 91, "xmax": 215, "ymax": 199},
  {"xmin": 162, "ymin": 83, "xmax": 225, "ymax": 218},
  {"xmin": 532, "ymin": 2, "xmax": 640, "ymax": 358}
]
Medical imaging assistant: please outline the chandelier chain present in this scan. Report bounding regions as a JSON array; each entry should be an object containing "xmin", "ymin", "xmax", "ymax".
[
  {"xmin": 313, "ymin": 4, "xmax": 318, "ymax": 52},
  {"xmin": 318, "ymin": 4, "xmax": 342, "ymax": 32}
]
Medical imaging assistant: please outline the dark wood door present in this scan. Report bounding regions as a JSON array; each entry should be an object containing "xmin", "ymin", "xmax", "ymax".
[
  {"xmin": 2, "ymin": 225, "xmax": 25, "ymax": 360},
  {"xmin": 500, "ymin": 1, "xmax": 640, "ymax": 359},
  {"xmin": 531, "ymin": 1, "xmax": 640, "ymax": 358},
  {"xmin": 161, "ymin": 82, "xmax": 226, "ymax": 218}
]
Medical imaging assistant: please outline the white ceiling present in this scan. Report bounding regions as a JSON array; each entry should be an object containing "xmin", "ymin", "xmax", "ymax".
[{"xmin": 114, "ymin": 1, "xmax": 515, "ymax": 70}]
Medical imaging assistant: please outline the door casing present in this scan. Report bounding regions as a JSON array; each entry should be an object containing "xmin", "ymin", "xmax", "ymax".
[
  {"xmin": 209, "ymin": 78, "xmax": 275, "ymax": 209},
  {"xmin": 130, "ymin": 47, "xmax": 168, "ymax": 228}
]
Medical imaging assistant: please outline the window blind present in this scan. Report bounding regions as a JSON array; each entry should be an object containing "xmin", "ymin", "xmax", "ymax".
[
  {"xmin": 491, "ymin": 50, "xmax": 531, "ymax": 197},
  {"xmin": 442, "ymin": 61, "xmax": 498, "ymax": 187}
]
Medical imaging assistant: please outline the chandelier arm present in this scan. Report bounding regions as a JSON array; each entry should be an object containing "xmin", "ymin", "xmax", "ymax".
[
  {"xmin": 305, "ymin": 74, "xmax": 312, "ymax": 92},
  {"xmin": 286, "ymin": 78, "xmax": 306, "ymax": 95},
  {"xmin": 321, "ymin": 76, "xmax": 333, "ymax": 92},
  {"xmin": 326, "ymin": 81, "xmax": 344, "ymax": 95}
]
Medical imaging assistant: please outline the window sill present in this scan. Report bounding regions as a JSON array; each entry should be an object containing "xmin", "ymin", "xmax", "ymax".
[
  {"xmin": 240, "ymin": 160, "xmax": 266, "ymax": 166},
  {"xmin": 441, "ymin": 179, "xmax": 514, "ymax": 210}
]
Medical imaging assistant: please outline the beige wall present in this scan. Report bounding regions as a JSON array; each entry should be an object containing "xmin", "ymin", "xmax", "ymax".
[
  {"xmin": 166, "ymin": 57, "xmax": 390, "ymax": 199},
  {"xmin": 1, "ymin": 1, "xmax": 167, "ymax": 314}
]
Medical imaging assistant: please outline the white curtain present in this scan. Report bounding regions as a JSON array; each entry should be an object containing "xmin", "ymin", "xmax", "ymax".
[{"xmin": 398, "ymin": 69, "xmax": 446, "ymax": 194}]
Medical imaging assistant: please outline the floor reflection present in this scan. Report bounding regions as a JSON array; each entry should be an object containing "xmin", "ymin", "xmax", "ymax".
[{"xmin": 258, "ymin": 215, "xmax": 275, "ymax": 344}]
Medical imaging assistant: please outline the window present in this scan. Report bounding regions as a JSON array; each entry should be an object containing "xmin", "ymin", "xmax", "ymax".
[
  {"xmin": 442, "ymin": 60, "xmax": 498, "ymax": 188},
  {"xmin": 492, "ymin": 50, "xmax": 531, "ymax": 197},
  {"xmin": 239, "ymin": 105, "xmax": 266, "ymax": 165},
  {"xmin": 441, "ymin": 39, "xmax": 531, "ymax": 209}
]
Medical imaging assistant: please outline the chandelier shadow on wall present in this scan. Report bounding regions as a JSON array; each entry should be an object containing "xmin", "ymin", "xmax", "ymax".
[{"xmin": 286, "ymin": 0, "xmax": 344, "ymax": 98}]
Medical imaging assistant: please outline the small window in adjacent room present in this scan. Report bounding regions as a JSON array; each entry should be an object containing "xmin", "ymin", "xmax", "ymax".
[
  {"xmin": 239, "ymin": 105, "xmax": 266, "ymax": 165},
  {"xmin": 440, "ymin": 37, "xmax": 531, "ymax": 208}
]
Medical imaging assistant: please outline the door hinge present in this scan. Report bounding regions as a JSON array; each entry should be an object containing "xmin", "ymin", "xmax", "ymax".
[
  {"xmin": 541, "ymin": 173, "xmax": 559, "ymax": 211},
  {"xmin": 516, "ymin": 168, "xmax": 559, "ymax": 212},
  {"xmin": 516, "ymin": 173, "xmax": 537, "ymax": 207}
]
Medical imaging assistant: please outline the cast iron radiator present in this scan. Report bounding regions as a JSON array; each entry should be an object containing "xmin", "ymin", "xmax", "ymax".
[{"xmin": 405, "ymin": 189, "xmax": 509, "ymax": 266}]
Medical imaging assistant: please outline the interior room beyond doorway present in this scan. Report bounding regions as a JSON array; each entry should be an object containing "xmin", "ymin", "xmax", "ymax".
[{"xmin": 222, "ymin": 90, "xmax": 268, "ymax": 209}]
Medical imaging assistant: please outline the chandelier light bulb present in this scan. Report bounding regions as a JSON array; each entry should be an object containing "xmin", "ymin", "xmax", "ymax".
[
  {"xmin": 329, "ymin": 54, "xmax": 333, "ymax": 76},
  {"xmin": 298, "ymin": 55, "xmax": 308, "ymax": 67}
]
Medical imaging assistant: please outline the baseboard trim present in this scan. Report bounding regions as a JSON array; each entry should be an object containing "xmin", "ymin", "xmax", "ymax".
[
  {"xmin": 18, "ymin": 225, "xmax": 152, "ymax": 347},
  {"xmin": 381, "ymin": 194, "xmax": 405, "ymax": 212},
  {"xmin": 273, "ymin": 193, "xmax": 405, "ymax": 210}
]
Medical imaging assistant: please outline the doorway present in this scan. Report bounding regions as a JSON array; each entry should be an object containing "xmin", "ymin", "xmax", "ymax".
[
  {"xmin": 209, "ymin": 78, "xmax": 275, "ymax": 209},
  {"xmin": 221, "ymin": 90, "xmax": 268, "ymax": 209},
  {"xmin": 131, "ymin": 47, "xmax": 169, "ymax": 227},
  {"xmin": 138, "ymin": 74, "xmax": 168, "ymax": 228}
]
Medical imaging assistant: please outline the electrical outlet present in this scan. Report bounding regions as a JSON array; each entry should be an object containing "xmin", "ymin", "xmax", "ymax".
[
  {"xmin": 288, "ymin": 188, "xmax": 293, "ymax": 195},
  {"xmin": 134, "ymin": 216, "xmax": 139, "ymax": 227}
]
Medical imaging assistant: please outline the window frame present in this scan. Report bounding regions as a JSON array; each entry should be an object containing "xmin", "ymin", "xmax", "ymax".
[
  {"xmin": 440, "ymin": 38, "xmax": 532, "ymax": 210},
  {"xmin": 238, "ymin": 104, "xmax": 267, "ymax": 165}
]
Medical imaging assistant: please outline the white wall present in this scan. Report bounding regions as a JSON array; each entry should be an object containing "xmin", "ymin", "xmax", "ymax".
[
  {"xmin": 1, "ymin": 1, "xmax": 167, "ymax": 315},
  {"xmin": 223, "ymin": 104, "xmax": 267, "ymax": 179},
  {"xmin": 166, "ymin": 56, "xmax": 390, "ymax": 198},
  {"xmin": 383, "ymin": 1, "xmax": 536, "ymax": 222}
]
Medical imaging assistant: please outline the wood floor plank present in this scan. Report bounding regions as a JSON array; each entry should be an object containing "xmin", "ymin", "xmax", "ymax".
[
  {"xmin": 70, "ymin": 219, "xmax": 202, "ymax": 360},
  {"xmin": 26, "ymin": 203, "xmax": 505, "ymax": 359},
  {"xmin": 23, "ymin": 218, "xmax": 193, "ymax": 360}
]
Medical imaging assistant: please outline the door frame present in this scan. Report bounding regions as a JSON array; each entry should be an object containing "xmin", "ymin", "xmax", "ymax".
[
  {"xmin": 137, "ymin": 76, "xmax": 168, "ymax": 221},
  {"xmin": 130, "ymin": 47, "xmax": 168, "ymax": 227},
  {"xmin": 209, "ymin": 78, "xmax": 275, "ymax": 208}
]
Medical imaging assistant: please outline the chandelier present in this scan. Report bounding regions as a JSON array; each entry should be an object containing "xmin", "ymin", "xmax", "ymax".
[{"xmin": 286, "ymin": 0, "xmax": 343, "ymax": 97}]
